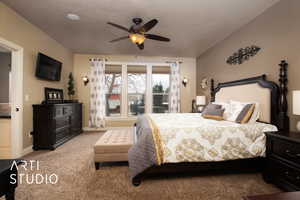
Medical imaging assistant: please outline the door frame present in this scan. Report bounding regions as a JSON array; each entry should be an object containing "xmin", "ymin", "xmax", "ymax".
[{"xmin": 0, "ymin": 37, "xmax": 24, "ymax": 158}]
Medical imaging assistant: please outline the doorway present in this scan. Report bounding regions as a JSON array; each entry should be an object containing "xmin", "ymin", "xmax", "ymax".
[{"xmin": 0, "ymin": 37, "xmax": 23, "ymax": 159}]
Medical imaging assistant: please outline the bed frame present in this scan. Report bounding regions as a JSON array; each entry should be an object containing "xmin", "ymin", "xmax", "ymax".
[{"xmin": 132, "ymin": 61, "xmax": 289, "ymax": 186}]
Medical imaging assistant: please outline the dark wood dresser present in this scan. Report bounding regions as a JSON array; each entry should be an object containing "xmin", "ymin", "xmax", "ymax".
[
  {"xmin": 32, "ymin": 103, "xmax": 83, "ymax": 150},
  {"xmin": 263, "ymin": 131, "xmax": 300, "ymax": 191}
]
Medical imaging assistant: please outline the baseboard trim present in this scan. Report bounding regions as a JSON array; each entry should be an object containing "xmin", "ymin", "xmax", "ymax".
[
  {"xmin": 83, "ymin": 127, "xmax": 107, "ymax": 132},
  {"xmin": 22, "ymin": 145, "xmax": 33, "ymax": 156},
  {"xmin": 83, "ymin": 126, "xmax": 133, "ymax": 132},
  {"xmin": 0, "ymin": 147, "xmax": 11, "ymax": 159}
]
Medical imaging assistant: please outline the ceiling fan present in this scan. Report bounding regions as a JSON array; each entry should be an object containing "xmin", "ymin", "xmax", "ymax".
[{"xmin": 107, "ymin": 18, "xmax": 170, "ymax": 50}]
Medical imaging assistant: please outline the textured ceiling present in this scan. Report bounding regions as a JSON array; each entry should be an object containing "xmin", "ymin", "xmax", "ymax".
[{"xmin": 2, "ymin": 0, "xmax": 280, "ymax": 57}]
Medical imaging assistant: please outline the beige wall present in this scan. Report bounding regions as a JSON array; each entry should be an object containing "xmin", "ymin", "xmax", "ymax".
[
  {"xmin": 196, "ymin": 0, "xmax": 300, "ymax": 131},
  {"xmin": 73, "ymin": 54, "xmax": 196, "ymax": 127},
  {"xmin": 0, "ymin": 3, "xmax": 74, "ymax": 148}
]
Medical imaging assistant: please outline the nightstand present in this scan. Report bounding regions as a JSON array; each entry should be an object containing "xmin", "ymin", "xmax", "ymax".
[
  {"xmin": 263, "ymin": 131, "xmax": 300, "ymax": 191},
  {"xmin": 242, "ymin": 192, "xmax": 300, "ymax": 200}
]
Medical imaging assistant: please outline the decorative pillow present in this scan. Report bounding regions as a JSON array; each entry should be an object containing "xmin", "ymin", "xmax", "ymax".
[
  {"xmin": 235, "ymin": 104, "xmax": 255, "ymax": 124},
  {"xmin": 230, "ymin": 100, "xmax": 260, "ymax": 123},
  {"xmin": 213, "ymin": 102, "xmax": 231, "ymax": 120},
  {"xmin": 248, "ymin": 103, "xmax": 260, "ymax": 123},
  {"xmin": 202, "ymin": 105, "xmax": 225, "ymax": 121},
  {"xmin": 204, "ymin": 103, "xmax": 222, "ymax": 110}
]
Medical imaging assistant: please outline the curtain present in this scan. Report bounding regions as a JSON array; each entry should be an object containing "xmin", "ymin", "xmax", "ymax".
[
  {"xmin": 169, "ymin": 61, "xmax": 181, "ymax": 113},
  {"xmin": 89, "ymin": 59, "xmax": 106, "ymax": 128}
]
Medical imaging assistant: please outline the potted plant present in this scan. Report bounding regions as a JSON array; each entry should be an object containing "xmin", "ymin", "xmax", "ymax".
[{"xmin": 68, "ymin": 72, "xmax": 75, "ymax": 100}]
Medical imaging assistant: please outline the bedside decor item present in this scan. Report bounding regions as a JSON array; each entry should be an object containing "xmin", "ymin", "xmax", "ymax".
[
  {"xmin": 182, "ymin": 77, "xmax": 188, "ymax": 87},
  {"xmin": 226, "ymin": 45, "xmax": 261, "ymax": 65},
  {"xmin": 44, "ymin": 88, "xmax": 63, "ymax": 104},
  {"xmin": 83, "ymin": 76, "xmax": 89, "ymax": 86},
  {"xmin": 196, "ymin": 96, "xmax": 206, "ymax": 112},
  {"xmin": 68, "ymin": 72, "xmax": 75, "ymax": 99},
  {"xmin": 293, "ymin": 90, "xmax": 300, "ymax": 131},
  {"xmin": 201, "ymin": 77, "xmax": 208, "ymax": 89}
]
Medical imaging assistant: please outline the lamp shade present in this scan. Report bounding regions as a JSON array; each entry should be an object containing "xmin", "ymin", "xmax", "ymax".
[
  {"xmin": 196, "ymin": 96, "xmax": 206, "ymax": 105},
  {"xmin": 293, "ymin": 90, "xmax": 300, "ymax": 115}
]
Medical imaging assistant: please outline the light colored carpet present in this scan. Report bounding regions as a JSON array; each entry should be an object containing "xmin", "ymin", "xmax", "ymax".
[{"xmin": 1, "ymin": 131, "xmax": 281, "ymax": 200}]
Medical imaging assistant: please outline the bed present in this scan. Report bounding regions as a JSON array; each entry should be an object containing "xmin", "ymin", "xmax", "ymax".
[{"xmin": 128, "ymin": 66, "xmax": 289, "ymax": 186}]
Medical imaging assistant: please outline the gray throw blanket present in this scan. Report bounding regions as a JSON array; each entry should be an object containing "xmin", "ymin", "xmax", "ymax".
[{"xmin": 128, "ymin": 115, "xmax": 159, "ymax": 179}]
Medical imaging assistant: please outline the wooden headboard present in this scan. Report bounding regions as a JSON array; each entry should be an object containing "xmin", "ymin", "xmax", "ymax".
[{"xmin": 210, "ymin": 61, "xmax": 289, "ymax": 131}]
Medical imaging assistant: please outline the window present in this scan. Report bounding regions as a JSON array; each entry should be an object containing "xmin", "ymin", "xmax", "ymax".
[
  {"xmin": 152, "ymin": 66, "xmax": 170, "ymax": 113},
  {"xmin": 105, "ymin": 65, "xmax": 122, "ymax": 117},
  {"xmin": 127, "ymin": 65, "xmax": 147, "ymax": 116},
  {"xmin": 103, "ymin": 63, "xmax": 171, "ymax": 118}
]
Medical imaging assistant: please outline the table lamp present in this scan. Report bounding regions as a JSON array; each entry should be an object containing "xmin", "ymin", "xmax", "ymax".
[
  {"xmin": 196, "ymin": 96, "xmax": 206, "ymax": 112},
  {"xmin": 293, "ymin": 90, "xmax": 300, "ymax": 131}
]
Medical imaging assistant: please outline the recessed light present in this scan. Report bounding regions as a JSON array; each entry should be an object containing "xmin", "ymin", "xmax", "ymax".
[{"xmin": 66, "ymin": 13, "xmax": 80, "ymax": 21}]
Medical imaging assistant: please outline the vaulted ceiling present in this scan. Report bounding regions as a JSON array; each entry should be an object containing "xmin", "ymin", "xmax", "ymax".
[{"xmin": 2, "ymin": 0, "xmax": 280, "ymax": 57}]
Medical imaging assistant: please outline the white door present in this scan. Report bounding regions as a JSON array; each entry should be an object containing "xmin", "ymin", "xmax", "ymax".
[{"xmin": 0, "ymin": 38, "xmax": 24, "ymax": 158}]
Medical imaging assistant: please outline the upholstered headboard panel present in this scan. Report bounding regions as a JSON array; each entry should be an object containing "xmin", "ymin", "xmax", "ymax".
[
  {"xmin": 211, "ymin": 75, "xmax": 279, "ymax": 125},
  {"xmin": 215, "ymin": 83, "xmax": 271, "ymax": 122}
]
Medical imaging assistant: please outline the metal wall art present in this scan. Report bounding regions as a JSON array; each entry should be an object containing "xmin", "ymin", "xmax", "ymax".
[{"xmin": 226, "ymin": 45, "xmax": 261, "ymax": 65}]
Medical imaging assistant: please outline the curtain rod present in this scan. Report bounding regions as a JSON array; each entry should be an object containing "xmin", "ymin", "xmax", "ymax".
[
  {"xmin": 165, "ymin": 61, "xmax": 183, "ymax": 64},
  {"xmin": 89, "ymin": 58, "xmax": 183, "ymax": 64},
  {"xmin": 89, "ymin": 58, "xmax": 108, "ymax": 61}
]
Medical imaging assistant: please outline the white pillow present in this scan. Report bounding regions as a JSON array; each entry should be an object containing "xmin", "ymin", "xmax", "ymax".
[
  {"xmin": 229, "ymin": 100, "xmax": 260, "ymax": 123},
  {"xmin": 226, "ymin": 101, "xmax": 245, "ymax": 122}
]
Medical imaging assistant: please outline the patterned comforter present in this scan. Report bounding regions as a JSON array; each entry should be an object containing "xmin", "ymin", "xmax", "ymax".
[{"xmin": 128, "ymin": 113, "xmax": 277, "ymax": 179}]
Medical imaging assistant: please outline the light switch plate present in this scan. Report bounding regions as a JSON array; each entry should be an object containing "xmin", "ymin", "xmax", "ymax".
[{"xmin": 25, "ymin": 94, "xmax": 29, "ymax": 101}]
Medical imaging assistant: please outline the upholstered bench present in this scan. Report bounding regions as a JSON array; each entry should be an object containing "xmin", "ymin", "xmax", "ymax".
[{"xmin": 94, "ymin": 128, "xmax": 133, "ymax": 169}]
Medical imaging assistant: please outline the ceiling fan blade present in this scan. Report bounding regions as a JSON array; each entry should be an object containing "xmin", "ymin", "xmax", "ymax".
[
  {"xmin": 109, "ymin": 36, "xmax": 129, "ymax": 43},
  {"xmin": 137, "ymin": 43, "xmax": 144, "ymax": 50},
  {"xmin": 141, "ymin": 19, "xmax": 158, "ymax": 32},
  {"xmin": 107, "ymin": 22, "xmax": 130, "ymax": 32},
  {"xmin": 145, "ymin": 34, "xmax": 170, "ymax": 42}
]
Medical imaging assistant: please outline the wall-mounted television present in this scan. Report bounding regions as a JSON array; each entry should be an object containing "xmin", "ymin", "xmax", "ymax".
[{"xmin": 35, "ymin": 53, "xmax": 62, "ymax": 81}]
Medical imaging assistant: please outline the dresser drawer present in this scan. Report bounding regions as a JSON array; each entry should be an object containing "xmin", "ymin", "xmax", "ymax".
[
  {"xmin": 266, "ymin": 158, "xmax": 300, "ymax": 190},
  {"xmin": 270, "ymin": 137, "xmax": 300, "ymax": 166},
  {"xmin": 54, "ymin": 117, "xmax": 70, "ymax": 130},
  {"xmin": 55, "ymin": 127, "xmax": 70, "ymax": 143},
  {"xmin": 54, "ymin": 105, "xmax": 73, "ymax": 118}
]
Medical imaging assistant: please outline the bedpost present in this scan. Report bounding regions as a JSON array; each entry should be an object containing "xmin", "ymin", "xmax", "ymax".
[
  {"xmin": 278, "ymin": 60, "xmax": 289, "ymax": 131},
  {"xmin": 210, "ymin": 79, "xmax": 215, "ymax": 102}
]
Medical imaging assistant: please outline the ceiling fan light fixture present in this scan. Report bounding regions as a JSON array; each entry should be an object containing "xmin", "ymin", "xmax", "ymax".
[{"xmin": 129, "ymin": 34, "xmax": 145, "ymax": 44}]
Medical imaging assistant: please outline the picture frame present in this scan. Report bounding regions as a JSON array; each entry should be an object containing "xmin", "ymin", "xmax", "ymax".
[{"xmin": 44, "ymin": 88, "xmax": 63, "ymax": 104}]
